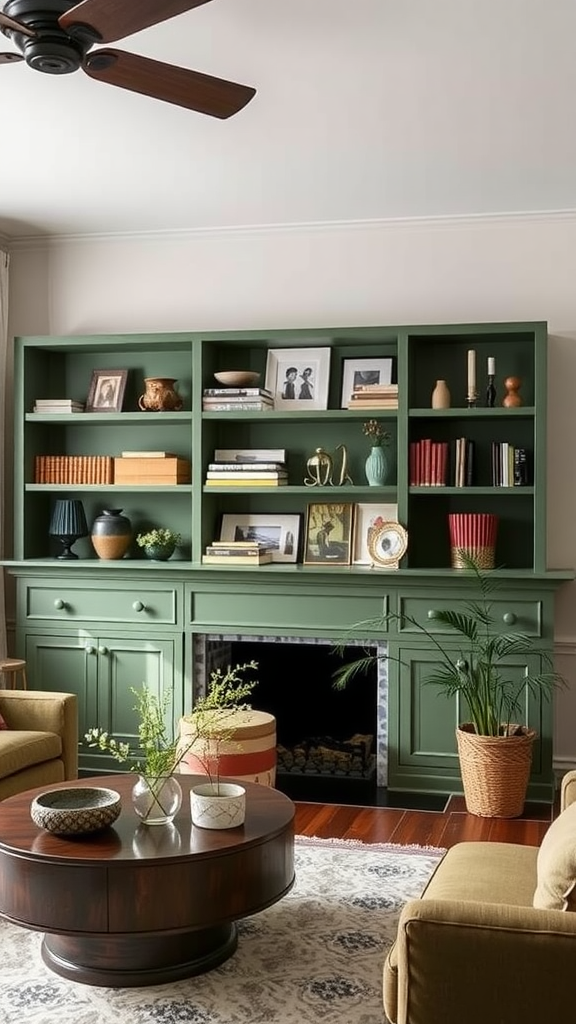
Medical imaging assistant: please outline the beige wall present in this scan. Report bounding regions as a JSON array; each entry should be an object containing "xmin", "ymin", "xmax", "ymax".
[{"xmin": 6, "ymin": 212, "xmax": 576, "ymax": 766}]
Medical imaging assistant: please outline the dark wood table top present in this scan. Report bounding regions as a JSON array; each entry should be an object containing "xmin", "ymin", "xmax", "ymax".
[{"xmin": 0, "ymin": 773, "xmax": 295, "ymax": 864}]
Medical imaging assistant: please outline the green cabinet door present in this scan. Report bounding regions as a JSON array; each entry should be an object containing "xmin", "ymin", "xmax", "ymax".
[
  {"xmin": 22, "ymin": 632, "xmax": 182, "ymax": 774},
  {"xmin": 388, "ymin": 646, "xmax": 551, "ymax": 798}
]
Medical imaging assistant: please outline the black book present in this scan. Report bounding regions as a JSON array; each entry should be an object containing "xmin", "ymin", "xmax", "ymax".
[{"xmin": 514, "ymin": 447, "xmax": 529, "ymax": 486}]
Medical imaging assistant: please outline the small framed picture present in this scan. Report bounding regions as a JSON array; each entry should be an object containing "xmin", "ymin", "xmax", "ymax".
[
  {"xmin": 219, "ymin": 513, "xmax": 300, "ymax": 563},
  {"xmin": 86, "ymin": 369, "xmax": 128, "ymax": 413},
  {"xmin": 353, "ymin": 503, "xmax": 399, "ymax": 564},
  {"xmin": 303, "ymin": 502, "xmax": 353, "ymax": 566},
  {"xmin": 340, "ymin": 357, "xmax": 395, "ymax": 408},
  {"xmin": 367, "ymin": 521, "xmax": 408, "ymax": 569},
  {"xmin": 265, "ymin": 346, "xmax": 331, "ymax": 411}
]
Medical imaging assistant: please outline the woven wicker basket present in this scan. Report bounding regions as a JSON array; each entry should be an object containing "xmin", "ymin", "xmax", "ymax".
[{"xmin": 456, "ymin": 723, "xmax": 536, "ymax": 817}]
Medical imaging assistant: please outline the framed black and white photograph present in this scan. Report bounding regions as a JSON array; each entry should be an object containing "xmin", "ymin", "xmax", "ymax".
[
  {"xmin": 352, "ymin": 503, "xmax": 399, "ymax": 564},
  {"xmin": 265, "ymin": 347, "xmax": 331, "ymax": 411},
  {"xmin": 219, "ymin": 513, "xmax": 300, "ymax": 563},
  {"xmin": 303, "ymin": 502, "xmax": 353, "ymax": 566},
  {"xmin": 340, "ymin": 357, "xmax": 396, "ymax": 408},
  {"xmin": 86, "ymin": 369, "xmax": 128, "ymax": 413}
]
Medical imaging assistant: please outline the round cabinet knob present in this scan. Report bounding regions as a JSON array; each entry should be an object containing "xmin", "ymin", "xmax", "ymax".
[
  {"xmin": 53, "ymin": 598, "xmax": 66, "ymax": 610},
  {"xmin": 132, "ymin": 601, "xmax": 145, "ymax": 612},
  {"xmin": 503, "ymin": 612, "xmax": 517, "ymax": 626},
  {"xmin": 98, "ymin": 646, "xmax": 109, "ymax": 655},
  {"xmin": 427, "ymin": 609, "xmax": 439, "ymax": 620},
  {"xmin": 85, "ymin": 645, "xmax": 96, "ymax": 655}
]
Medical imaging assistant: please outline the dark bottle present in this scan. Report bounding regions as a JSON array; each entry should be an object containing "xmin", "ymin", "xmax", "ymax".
[{"xmin": 486, "ymin": 374, "xmax": 496, "ymax": 408}]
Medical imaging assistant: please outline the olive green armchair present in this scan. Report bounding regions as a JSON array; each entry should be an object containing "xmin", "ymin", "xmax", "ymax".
[
  {"xmin": 0, "ymin": 690, "xmax": 78, "ymax": 800},
  {"xmin": 384, "ymin": 771, "xmax": 576, "ymax": 1024}
]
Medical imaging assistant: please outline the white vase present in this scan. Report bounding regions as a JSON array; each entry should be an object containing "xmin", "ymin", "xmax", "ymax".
[
  {"xmin": 190, "ymin": 782, "xmax": 246, "ymax": 830},
  {"xmin": 131, "ymin": 774, "xmax": 182, "ymax": 826},
  {"xmin": 431, "ymin": 379, "xmax": 451, "ymax": 409}
]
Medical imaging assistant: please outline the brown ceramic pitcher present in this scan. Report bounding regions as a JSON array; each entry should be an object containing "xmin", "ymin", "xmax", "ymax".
[{"xmin": 138, "ymin": 377, "xmax": 183, "ymax": 412}]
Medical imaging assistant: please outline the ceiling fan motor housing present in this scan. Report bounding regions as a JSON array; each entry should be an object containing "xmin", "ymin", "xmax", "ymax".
[{"xmin": 2, "ymin": 0, "xmax": 94, "ymax": 72}]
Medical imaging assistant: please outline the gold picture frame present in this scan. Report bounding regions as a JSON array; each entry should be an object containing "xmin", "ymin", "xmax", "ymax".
[
  {"xmin": 367, "ymin": 520, "xmax": 408, "ymax": 569},
  {"xmin": 303, "ymin": 502, "xmax": 353, "ymax": 565}
]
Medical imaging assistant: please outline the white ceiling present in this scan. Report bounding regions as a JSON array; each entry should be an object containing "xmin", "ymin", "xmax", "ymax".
[{"xmin": 1, "ymin": 0, "xmax": 576, "ymax": 240}]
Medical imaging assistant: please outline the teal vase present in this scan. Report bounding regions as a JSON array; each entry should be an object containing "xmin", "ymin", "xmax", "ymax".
[{"xmin": 365, "ymin": 445, "xmax": 389, "ymax": 486}]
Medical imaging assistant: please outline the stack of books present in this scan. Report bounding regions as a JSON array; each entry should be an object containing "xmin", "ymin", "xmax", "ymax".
[
  {"xmin": 202, "ymin": 541, "xmax": 274, "ymax": 565},
  {"xmin": 346, "ymin": 383, "xmax": 399, "ymax": 409},
  {"xmin": 33, "ymin": 398, "xmax": 85, "ymax": 413},
  {"xmin": 202, "ymin": 387, "xmax": 274, "ymax": 412},
  {"xmin": 205, "ymin": 456, "xmax": 288, "ymax": 487}
]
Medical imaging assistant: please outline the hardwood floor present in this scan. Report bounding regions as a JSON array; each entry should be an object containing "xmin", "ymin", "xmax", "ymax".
[{"xmin": 293, "ymin": 795, "xmax": 555, "ymax": 848}]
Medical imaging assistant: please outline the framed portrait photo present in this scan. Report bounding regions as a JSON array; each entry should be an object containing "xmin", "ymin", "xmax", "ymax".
[
  {"xmin": 303, "ymin": 502, "xmax": 353, "ymax": 566},
  {"xmin": 219, "ymin": 513, "xmax": 300, "ymax": 563},
  {"xmin": 340, "ymin": 357, "xmax": 396, "ymax": 408},
  {"xmin": 265, "ymin": 346, "xmax": 331, "ymax": 411},
  {"xmin": 86, "ymin": 369, "xmax": 128, "ymax": 413},
  {"xmin": 352, "ymin": 503, "xmax": 399, "ymax": 564}
]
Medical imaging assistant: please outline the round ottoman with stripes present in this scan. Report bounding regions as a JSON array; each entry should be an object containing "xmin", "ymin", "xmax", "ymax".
[{"xmin": 178, "ymin": 709, "xmax": 277, "ymax": 786}]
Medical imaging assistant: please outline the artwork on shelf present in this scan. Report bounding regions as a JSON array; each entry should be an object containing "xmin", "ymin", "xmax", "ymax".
[
  {"xmin": 265, "ymin": 347, "xmax": 331, "ymax": 411},
  {"xmin": 352, "ymin": 503, "xmax": 399, "ymax": 564},
  {"xmin": 340, "ymin": 357, "xmax": 396, "ymax": 408},
  {"xmin": 367, "ymin": 520, "xmax": 408, "ymax": 569},
  {"xmin": 219, "ymin": 513, "xmax": 300, "ymax": 563},
  {"xmin": 86, "ymin": 369, "xmax": 128, "ymax": 413},
  {"xmin": 303, "ymin": 502, "xmax": 353, "ymax": 566}
]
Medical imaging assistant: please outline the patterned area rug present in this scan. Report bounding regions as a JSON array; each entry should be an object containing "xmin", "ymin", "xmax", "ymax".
[{"xmin": 0, "ymin": 837, "xmax": 444, "ymax": 1024}]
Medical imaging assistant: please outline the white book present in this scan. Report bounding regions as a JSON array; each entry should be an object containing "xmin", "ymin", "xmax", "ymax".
[{"xmin": 213, "ymin": 448, "xmax": 287, "ymax": 463}]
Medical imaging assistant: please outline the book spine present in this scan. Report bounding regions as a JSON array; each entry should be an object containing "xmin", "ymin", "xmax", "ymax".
[
  {"xmin": 202, "ymin": 387, "xmax": 273, "ymax": 397},
  {"xmin": 207, "ymin": 462, "xmax": 285, "ymax": 472},
  {"xmin": 203, "ymin": 402, "xmax": 273, "ymax": 411}
]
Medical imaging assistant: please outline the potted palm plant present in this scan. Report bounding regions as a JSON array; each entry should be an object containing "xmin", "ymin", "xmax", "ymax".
[{"xmin": 333, "ymin": 553, "xmax": 564, "ymax": 817}]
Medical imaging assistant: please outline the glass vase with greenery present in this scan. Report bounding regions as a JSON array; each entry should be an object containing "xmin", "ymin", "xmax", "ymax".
[{"xmin": 85, "ymin": 662, "xmax": 258, "ymax": 820}]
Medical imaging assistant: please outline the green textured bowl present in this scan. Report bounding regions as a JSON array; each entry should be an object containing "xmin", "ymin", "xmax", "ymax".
[{"xmin": 30, "ymin": 787, "xmax": 122, "ymax": 835}]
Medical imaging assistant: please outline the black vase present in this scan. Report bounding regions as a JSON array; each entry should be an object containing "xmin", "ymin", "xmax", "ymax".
[{"xmin": 91, "ymin": 509, "xmax": 132, "ymax": 560}]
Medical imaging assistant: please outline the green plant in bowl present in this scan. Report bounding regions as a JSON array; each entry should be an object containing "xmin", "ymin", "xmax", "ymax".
[{"xmin": 136, "ymin": 527, "xmax": 181, "ymax": 561}]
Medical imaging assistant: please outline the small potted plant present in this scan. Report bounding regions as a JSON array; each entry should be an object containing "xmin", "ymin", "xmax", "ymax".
[
  {"xmin": 333, "ymin": 553, "xmax": 564, "ymax": 817},
  {"xmin": 136, "ymin": 527, "xmax": 181, "ymax": 561},
  {"xmin": 180, "ymin": 663, "xmax": 259, "ymax": 829},
  {"xmin": 362, "ymin": 419, "xmax": 391, "ymax": 486}
]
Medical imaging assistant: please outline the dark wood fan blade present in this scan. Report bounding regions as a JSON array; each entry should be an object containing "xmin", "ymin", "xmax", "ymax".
[
  {"xmin": 0, "ymin": 12, "xmax": 36, "ymax": 37},
  {"xmin": 60, "ymin": 0, "xmax": 213, "ymax": 44},
  {"xmin": 83, "ymin": 49, "xmax": 256, "ymax": 118},
  {"xmin": 0, "ymin": 51, "xmax": 24, "ymax": 63}
]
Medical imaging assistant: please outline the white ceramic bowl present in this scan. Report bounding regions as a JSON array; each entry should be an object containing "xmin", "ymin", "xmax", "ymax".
[
  {"xmin": 214, "ymin": 371, "xmax": 261, "ymax": 387},
  {"xmin": 30, "ymin": 787, "xmax": 122, "ymax": 835}
]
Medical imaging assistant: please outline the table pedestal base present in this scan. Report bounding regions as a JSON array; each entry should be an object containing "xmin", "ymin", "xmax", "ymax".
[{"xmin": 42, "ymin": 923, "xmax": 238, "ymax": 987}]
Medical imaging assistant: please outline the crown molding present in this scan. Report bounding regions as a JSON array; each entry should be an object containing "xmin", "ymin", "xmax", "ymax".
[{"xmin": 7, "ymin": 207, "xmax": 576, "ymax": 251}]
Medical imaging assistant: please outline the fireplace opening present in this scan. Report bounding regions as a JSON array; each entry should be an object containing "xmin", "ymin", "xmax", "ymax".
[{"xmin": 204, "ymin": 636, "xmax": 380, "ymax": 802}]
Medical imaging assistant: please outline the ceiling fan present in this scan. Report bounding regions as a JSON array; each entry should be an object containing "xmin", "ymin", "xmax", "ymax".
[{"xmin": 0, "ymin": 0, "xmax": 256, "ymax": 117}]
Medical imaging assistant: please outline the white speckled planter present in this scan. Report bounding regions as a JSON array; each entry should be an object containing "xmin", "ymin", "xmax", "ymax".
[{"xmin": 190, "ymin": 782, "xmax": 246, "ymax": 830}]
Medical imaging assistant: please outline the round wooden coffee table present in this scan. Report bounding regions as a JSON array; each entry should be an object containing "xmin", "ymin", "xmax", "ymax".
[{"xmin": 0, "ymin": 774, "xmax": 295, "ymax": 987}]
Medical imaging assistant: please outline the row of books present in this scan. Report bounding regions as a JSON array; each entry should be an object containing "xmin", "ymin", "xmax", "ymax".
[
  {"xmin": 346, "ymin": 383, "xmax": 399, "ymax": 410},
  {"xmin": 492, "ymin": 443, "xmax": 529, "ymax": 487},
  {"xmin": 34, "ymin": 455, "xmax": 113, "ymax": 484},
  {"xmin": 202, "ymin": 541, "xmax": 274, "ymax": 566},
  {"xmin": 204, "ymin": 446, "xmax": 288, "ymax": 487},
  {"xmin": 33, "ymin": 399, "xmax": 85, "ymax": 413},
  {"xmin": 202, "ymin": 386, "xmax": 273, "ymax": 412},
  {"xmin": 409, "ymin": 440, "xmax": 451, "ymax": 486},
  {"xmin": 410, "ymin": 438, "xmax": 530, "ymax": 487}
]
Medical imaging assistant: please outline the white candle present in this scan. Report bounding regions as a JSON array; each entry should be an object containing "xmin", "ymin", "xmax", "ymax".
[
  {"xmin": 467, "ymin": 350, "xmax": 476, "ymax": 391},
  {"xmin": 487, "ymin": 356, "xmax": 496, "ymax": 376}
]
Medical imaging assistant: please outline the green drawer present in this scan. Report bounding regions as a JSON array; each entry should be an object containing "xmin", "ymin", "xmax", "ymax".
[
  {"xmin": 399, "ymin": 595, "xmax": 542, "ymax": 637},
  {"xmin": 190, "ymin": 588, "xmax": 388, "ymax": 635},
  {"xmin": 23, "ymin": 581, "xmax": 181, "ymax": 626}
]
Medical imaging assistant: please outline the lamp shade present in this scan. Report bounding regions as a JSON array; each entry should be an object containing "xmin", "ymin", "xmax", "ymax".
[{"xmin": 49, "ymin": 500, "xmax": 89, "ymax": 559}]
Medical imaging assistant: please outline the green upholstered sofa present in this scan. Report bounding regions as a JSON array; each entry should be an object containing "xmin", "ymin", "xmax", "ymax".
[
  {"xmin": 384, "ymin": 771, "xmax": 576, "ymax": 1024},
  {"xmin": 0, "ymin": 690, "xmax": 78, "ymax": 800}
]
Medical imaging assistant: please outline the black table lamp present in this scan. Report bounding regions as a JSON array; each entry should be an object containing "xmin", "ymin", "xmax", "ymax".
[{"xmin": 49, "ymin": 499, "xmax": 89, "ymax": 559}]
